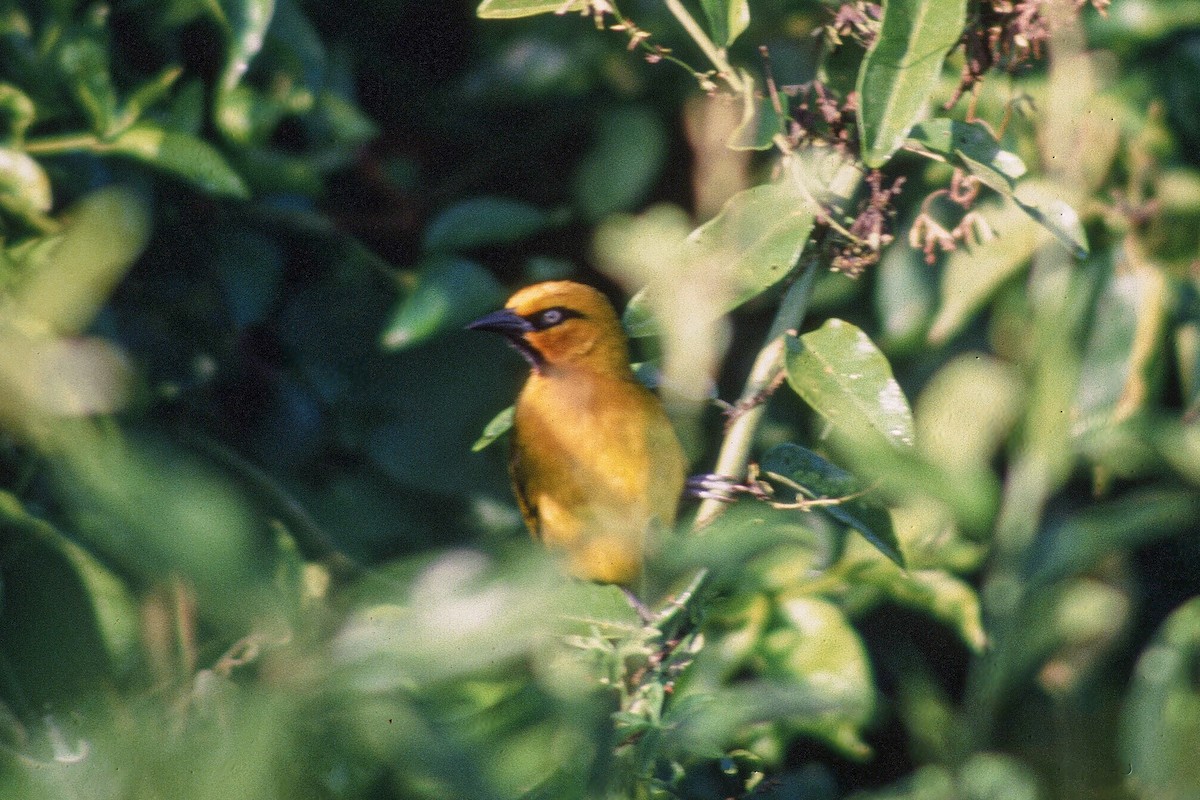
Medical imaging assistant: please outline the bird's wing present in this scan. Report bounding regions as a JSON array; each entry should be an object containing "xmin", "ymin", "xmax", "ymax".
[{"xmin": 508, "ymin": 435, "xmax": 541, "ymax": 539}]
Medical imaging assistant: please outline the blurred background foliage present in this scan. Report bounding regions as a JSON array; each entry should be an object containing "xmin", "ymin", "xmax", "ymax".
[{"xmin": 0, "ymin": 0, "xmax": 1199, "ymax": 798}]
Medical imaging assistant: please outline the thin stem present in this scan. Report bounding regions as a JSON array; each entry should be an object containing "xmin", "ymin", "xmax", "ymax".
[
  {"xmin": 662, "ymin": 0, "xmax": 746, "ymax": 93},
  {"xmin": 23, "ymin": 133, "xmax": 108, "ymax": 155},
  {"xmin": 692, "ymin": 158, "xmax": 864, "ymax": 529},
  {"xmin": 777, "ymin": 135, "xmax": 864, "ymax": 242},
  {"xmin": 606, "ymin": 2, "xmax": 709, "ymax": 82},
  {"xmin": 693, "ymin": 261, "xmax": 818, "ymax": 528}
]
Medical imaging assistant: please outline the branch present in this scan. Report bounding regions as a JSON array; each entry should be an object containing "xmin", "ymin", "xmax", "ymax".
[
  {"xmin": 692, "ymin": 264, "xmax": 817, "ymax": 528},
  {"xmin": 692, "ymin": 159, "xmax": 864, "ymax": 529},
  {"xmin": 662, "ymin": 0, "xmax": 747, "ymax": 93}
]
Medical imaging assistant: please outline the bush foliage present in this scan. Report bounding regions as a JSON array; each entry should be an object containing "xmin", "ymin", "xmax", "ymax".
[{"xmin": 1, "ymin": 0, "xmax": 1200, "ymax": 798}]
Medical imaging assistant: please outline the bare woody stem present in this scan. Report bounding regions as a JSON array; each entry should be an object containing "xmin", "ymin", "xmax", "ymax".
[
  {"xmin": 692, "ymin": 159, "xmax": 864, "ymax": 530},
  {"xmin": 692, "ymin": 263, "xmax": 817, "ymax": 528}
]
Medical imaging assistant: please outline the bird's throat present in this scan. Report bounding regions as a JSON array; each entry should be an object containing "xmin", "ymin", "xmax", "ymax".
[{"xmin": 506, "ymin": 336, "xmax": 545, "ymax": 374}]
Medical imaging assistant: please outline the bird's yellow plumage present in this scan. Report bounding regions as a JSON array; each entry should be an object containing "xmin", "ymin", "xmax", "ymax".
[{"xmin": 469, "ymin": 281, "xmax": 686, "ymax": 587}]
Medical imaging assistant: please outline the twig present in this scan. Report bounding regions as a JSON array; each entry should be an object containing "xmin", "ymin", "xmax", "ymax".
[
  {"xmin": 692, "ymin": 265, "xmax": 817, "ymax": 530},
  {"xmin": 662, "ymin": 0, "xmax": 747, "ymax": 93},
  {"xmin": 692, "ymin": 155, "xmax": 865, "ymax": 528}
]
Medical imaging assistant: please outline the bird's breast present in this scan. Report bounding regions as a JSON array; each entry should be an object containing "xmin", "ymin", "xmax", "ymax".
[
  {"xmin": 511, "ymin": 372, "xmax": 685, "ymax": 584},
  {"xmin": 517, "ymin": 376, "xmax": 651, "ymax": 501}
]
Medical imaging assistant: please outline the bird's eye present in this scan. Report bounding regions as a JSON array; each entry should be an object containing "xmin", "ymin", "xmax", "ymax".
[
  {"xmin": 527, "ymin": 306, "xmax": 581, "ymax": 330},
  {"xmin": 536, "ymin": 308, "xmax": 565, "ymax": 328}
]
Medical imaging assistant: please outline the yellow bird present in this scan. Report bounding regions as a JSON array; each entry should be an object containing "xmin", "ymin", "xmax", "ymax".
[{"xmin": 469, "ymin": 281, "xmax": 686, "ymax": 593}]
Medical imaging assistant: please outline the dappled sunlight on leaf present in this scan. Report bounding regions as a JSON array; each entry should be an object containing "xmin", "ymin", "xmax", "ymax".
[
  {"xmin": 13, "ymin": 186, "xmax": 149, "ymax": 335},
  {"xmin": 1122, "ymin": 597, "xmax": 1200, "ymax": 799},
  {"xmin": 915, "ymin": 353, "xmax": 1023, "ymax": 473},
  {"xmin": 0, "ymin": 187, "xmax": 148, "ymax": 428},
  {"xmin": 595, "ymin": 203, "xmax": 729, "ymax": 433},
  {"xmin": 333, "ymin": 549, "xmax": 599, "ymax": 689},
  {"xmin": 0, "ymin": 334, "xmax": 132, "ymax": 419},
  {"xmin": 786, "ymin": 318, "xmax": 915, "ymax": 449}
]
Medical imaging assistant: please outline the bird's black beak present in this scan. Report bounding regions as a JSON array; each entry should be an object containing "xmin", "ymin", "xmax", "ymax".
[
  {"xmin": 467, "ymin": 308, "xmax": 534, "ymax": 338},
  {"xmin": 468, "ymin": 308, "xmax": 544, "ymax": 372}
]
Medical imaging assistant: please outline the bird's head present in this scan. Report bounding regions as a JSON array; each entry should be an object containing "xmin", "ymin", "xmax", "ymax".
[{"xmin": 468, "ymin": 281, "xmax": 631, "ymax": 376}]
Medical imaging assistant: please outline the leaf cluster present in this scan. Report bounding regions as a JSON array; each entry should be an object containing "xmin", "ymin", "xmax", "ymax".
[{"xmin": 1, "ymin": 1, "xmax": 1200, "ymax": 799}]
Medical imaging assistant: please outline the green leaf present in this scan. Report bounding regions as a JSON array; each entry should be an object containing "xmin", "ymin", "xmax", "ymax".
[
  {"xmin": 0, "ymin": 147, "xmax": 53, "ymax": 224},
  {"xmin": 856, "ymin": 0, "xmax": 967, "ymax": 167},
  {"xmin": 334, "ymin": 552, "xmax": 569, "ymax": 687},
  {"xmin": 785, "ymin": 319, "xmax": 915, "ymax": 448},
  {"xmin": 423, "ymin": 197, "xmax": 553, "ymax": 253},
  {"xmin": 915, "ymin": 353, "xmax": 1023, "ymax": 473},
  {"xmin": 1033, "ymin": 489, "xmax": 1200, "ymax": 586},
  {"xmin": 834, "ymin": 432, "xmax": 1000, "ymax": 534},
  {"xmin": 1178, "ymin": 285, "xmax": 1200, "ymax": 414},
  {"xmin": 51, "ymin": 427, "xmax": 277, "ymax": 622},
  {"xmin": 16, "ymin": 186, "xmax": 151, "ymax": 334},
  {"xmin": 958, "ymin": 754, "xmax": 1041, "ymax": 800},
  {"xmin": 874, "ymin": 236, "xmax": 936, "ymax": 351},
  {"xmin": 215, "ymin": 0, "xmax": 276, "ymax": 136},
  {"xmin": 727, "ymin": 71, "xmax": 784, "ymax": 151},
  {"xmin": 477, "ymin": 0, "xmax": 588, "ymax": 18},
  {"xmin": 472, "ymin": 405, "xmax": 515, "ymax": 452},
  {"xmin": 883, "ymin": 569, "xmax": 986, "ymax": 651},
  {"xmin": 0, "ymin": 491, "xmax": 123, "ymax": 706},
  {"xmin": 119, "ymin": 65, "xmax": 185, "ymax": 127},
  {"xmin": 0, "ymin": 490, "xmax": 140, "ymax": 680},
  {"xmin": 661, "ymin": 507, "xmax": 832, "ymax": 592},
  {"xmin": 0, "ymin": 332, "xmax": 134, "ymax": 420},
  {"xmin": 1012, "ymin": 182, "xmax": 1089, "ymax": 259},
  {"xmin": 233, "ymin": 145, "xmax": 323, "ymax": 195},
  {"xmin": 109, "ymin": 125, "xmax": 250, "ymax": 199},
  {"xmin": 573, "ymin": 105, "xmax": 667, "ymax": 221},
  {"xmin": 620, "ymin": 179, "xmax": 816, "ymax": 336},
  {"xmin": 381, "ymin": 256, "xmax": 505, "ymax": 350},
  {"xmin": 1075, "ymin": 255, "xmax": 1167, "ymax": 432},
  {"xmin": 700, "ymin": 0, "xmax": 750, "ymax": 47},
  {"xmin": 908, "ymin": 119, "xmax": 1027, "ymax": 189},
  {"xmin": 758, "ymin": 597, "xmax": 875, "ymax": 758},
  {"xmin": 0, "ymin": 84, "xmax": 37, "ymax": 144},
  {"xmin": 686, "ymin": 179, "xmax": 817, "ymax": 306},
  {"xmin": 313, "ymin": 90, "xmax": 378, "ymax": 149},
  {"xmin": 1122, "ymin": 596, "xmax": 1200, "ymax": 800},
  {"xmin": 167, "ymin": 79, "xmax": 207, "ymax": 135},
  {"xmin": 57, "ymin": 33, "xmax": 119, "ymax": 136},
  {"xmin": 217, "ymin": 0, "xmax": 275, "ymax": 91},
  {"xmin": 269, "ymin": 0, "xmax": 329, "ymax": 87},
  {"xmin": 927, "ymin": 200, "xmax": 1044, "ymax": 345},
  {"xmin": 908, "ymin": 120, "xmax": 1089, "ymax": 257},
  {"xmin": 759, "ymin": 443, "xmax": 904, "ymax": 567},
  {"xmin": 1086, "ymin": 0, "xmax": 1200, "ymax": 52},
  {"xmin": 217, "ymin": 82, "xmax": 307, "ymax": 146}
]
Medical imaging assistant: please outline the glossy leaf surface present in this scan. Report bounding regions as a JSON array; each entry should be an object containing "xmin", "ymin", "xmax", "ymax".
[
  {"xmin": 785, "ymin": 319, "xmax": 915, "ymax": 449},
  {"xmin": 760, "ymin": 443, "xmax": 904, "ymax": 566},
  {"xmin": 622, "ymin": 178, "xmax": 816, "ymax": 335},
  {"xmin": 856, "ymin": 0, "xmax": 967, "ymax": 167},
  {"xmin": 382, "ymin": 257, "xmax": 505, "ymax": 350},
  {"xmin": 477, "ymin": 0, "xmax": 588, "ymax": 18}
]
